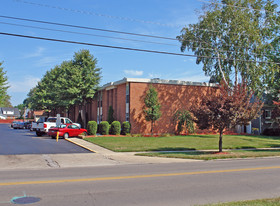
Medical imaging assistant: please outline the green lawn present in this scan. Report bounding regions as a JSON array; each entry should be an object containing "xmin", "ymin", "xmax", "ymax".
[
  {"xmin": 84, "ymin": 134, "xmax": 280, "ymax": 152},
  {"xmin": 137, "ymin": 149, "xmax": 280, "ymax": 160},
  {"xmin": 200, "ymin": 197, "xmax": 280, "ymax": 206}
]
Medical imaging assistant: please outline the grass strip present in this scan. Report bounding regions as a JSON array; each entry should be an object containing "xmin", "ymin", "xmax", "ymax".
[
  {"xmin": 200, "ymin": 197, "xmax": 280, "ymax": 206},
  {"xmin": 136, "ymin": 149, "xmax": 280, "ymax": 160}
]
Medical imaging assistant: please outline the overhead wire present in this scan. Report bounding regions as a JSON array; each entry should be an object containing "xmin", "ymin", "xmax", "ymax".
[
  {"xmin": 0, "ymin": 21, "xmax": 180, "ymax": 47},
  {"xmin": 12, "ymin": 0, "xmax": 179, "ymax": 27},
  {"xmin": 0, "ymin": 32, "xmax": 279, "ymax": 65},
  {"xmin": 1, "ymin": 15, "xmax": 278, "ymax": 58},
  {"xmin": 0, "ymin": 15, "xmax": 177, "ymax": 41}
]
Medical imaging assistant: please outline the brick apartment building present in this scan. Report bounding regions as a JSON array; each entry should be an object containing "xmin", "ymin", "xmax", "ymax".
[{"xmin": 67, "ymin": 78, "xmax": 218, "ymax": 134}]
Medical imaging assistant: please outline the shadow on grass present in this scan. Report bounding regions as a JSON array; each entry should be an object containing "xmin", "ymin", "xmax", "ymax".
[{"xmin": 152, "ymin": 147, "xmax": 196, "ymax": 151}]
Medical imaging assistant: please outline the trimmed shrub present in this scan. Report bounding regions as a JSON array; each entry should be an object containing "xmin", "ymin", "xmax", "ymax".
[
  {"xmin": 87, "ymin": 121, "xmax": 97, "ymax": 135},
  {"xmin": 111, "ymin": 121, "xmax": 121, "ymax": 135},
  {"xmin": 99, "ymin": 121, "xmax": 109, "ymax": 135},
  {"xmin": 121, "ymin": 122, "xmax": 131, "ymax": 135}
]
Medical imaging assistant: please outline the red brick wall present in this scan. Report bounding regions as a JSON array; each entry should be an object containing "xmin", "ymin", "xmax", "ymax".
[
  {"xmin": 129, "ymin": 83, "xmax": 218, "ymax": 134},
  {"xmin": 116, "ymin": 84, "xmax": 126, "ymax": 123}
]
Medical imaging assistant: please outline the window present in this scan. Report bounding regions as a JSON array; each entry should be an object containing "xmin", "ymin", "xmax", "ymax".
[
  {"xmin": 265, "ymin": 110, "xmax": 271, "ymax": 119},
  {"xmin": 71, "ymin": 125, "xmax": 79, "ymax": 129},
  {"xmin": 65, "ymin": 119, "xmax": 72, "ymax": 124},
  {"xmin": 125, "ymin": 113, "xmax": 130, "ymax": 122}
]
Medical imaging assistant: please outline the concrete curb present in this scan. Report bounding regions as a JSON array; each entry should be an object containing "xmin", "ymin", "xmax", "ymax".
[{"xmin": 65, "ymin": 138, "xmax": 97, "ymax": 153}]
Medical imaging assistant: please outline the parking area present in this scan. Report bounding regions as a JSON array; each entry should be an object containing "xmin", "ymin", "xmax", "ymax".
[{"xmin": 0, "ymin": 124, "xmax": 91, "ymax": 155}]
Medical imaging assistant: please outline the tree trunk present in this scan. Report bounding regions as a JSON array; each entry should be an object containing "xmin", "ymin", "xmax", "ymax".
[
  {"xmin": 82, "ymin": 103, "xmax": 86, "ymax": 129},
  {"xmin": 151, "ymin": 121, "xmax": 154, "ymax": 136},
  {"xmin": 219, "ymin": 130, "xmax": 223, "ymax": 152}
]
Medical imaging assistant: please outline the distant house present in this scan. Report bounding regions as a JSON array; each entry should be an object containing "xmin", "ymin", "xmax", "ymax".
[
  {"xmin": 0, "ymin": 107, "xmax": 20, "ymax": 119},
  {"xmin": 28, "ymin": 110, "xmax": 49, "ymax": 121}
]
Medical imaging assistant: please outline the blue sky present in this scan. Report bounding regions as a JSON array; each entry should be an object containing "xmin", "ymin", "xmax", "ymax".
[{"xmin": 1, "ymin": 0, "xmax": 208, "ymax": 106}]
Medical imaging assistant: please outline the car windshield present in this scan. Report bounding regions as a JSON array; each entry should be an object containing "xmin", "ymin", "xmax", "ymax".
[
  {"xmin": 59, "ymin": 124, "xmax": 67, "ymax": 128},
  {"xmin": 48, "ymin": 118, "xmax": 57, "ymax": 122}
]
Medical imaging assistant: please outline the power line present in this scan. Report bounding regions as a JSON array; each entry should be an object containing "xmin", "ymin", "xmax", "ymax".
[
  {"xmin": 1, "ymin": 15, "xmax": 278, "ymax": 58},
  {"xmin": 13, "ymin": 0, "xmax": 180, "ymax": 27},
  {"xmin": 3, "ymin": 21, "xmax": 278, "ymax": 58},
  {"xmin": 0, "ymin": 21, "xmax": 179, "ymax": 47},
  {"xmin": 0, "ymin": 15, "xmax": 177, "ymax": 41},
  {"xmin": 0, "ymin": 31, "xmax": 279, "ymax": 65}
]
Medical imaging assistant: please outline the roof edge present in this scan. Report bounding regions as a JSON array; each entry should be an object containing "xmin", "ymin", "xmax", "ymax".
[{"xmin": 99, "ymin": 77, "xmax": 218, "ymax": 90}]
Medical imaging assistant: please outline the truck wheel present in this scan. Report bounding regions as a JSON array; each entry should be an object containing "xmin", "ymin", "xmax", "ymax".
[
  {"xmin": 36, "ymin": 131, "xmax": 43, "ymax": 136},
  {"xmin": 63, "ymin": 133, "xmax": 69, "ymax": 139}
]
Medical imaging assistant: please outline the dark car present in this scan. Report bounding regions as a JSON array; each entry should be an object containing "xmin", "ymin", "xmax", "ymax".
[{"xmin": 13, "ymin": 122, "xmax": 25, "ymax": 129}]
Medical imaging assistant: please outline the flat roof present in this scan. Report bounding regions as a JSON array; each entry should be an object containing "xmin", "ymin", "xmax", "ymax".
[{"xmin": 99, "ymin": 77, "xmax": 218, "ymax": 90}]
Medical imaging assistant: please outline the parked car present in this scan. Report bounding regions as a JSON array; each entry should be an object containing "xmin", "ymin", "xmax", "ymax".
[
  {"xmin": 32, "ymin": 117, "xmax": 80, "ymax": 136},
  {"xmin": 47, "ymin": 124, "xmax": 87, "ymax": 139},
  {"xmin": 23, "ymin": 121, "xmax": 32, "ymax": 129},
  {"xmin": 13, "ymin": 122, "xmax": 25, "ymax": 129},
  {"xmin": 11, "ymin": 121, "xmax": 19, "ymax": 128}
]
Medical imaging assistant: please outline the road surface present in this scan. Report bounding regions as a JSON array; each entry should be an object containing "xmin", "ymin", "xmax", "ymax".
[{"xmin": 1, "ymin": 158, "xmax": 280, "ymax": 205}]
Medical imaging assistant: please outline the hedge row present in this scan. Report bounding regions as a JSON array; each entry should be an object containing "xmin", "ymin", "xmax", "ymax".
[{"xmin": 87, "ymin": 121, "xmax": 131, "ymax": 135}]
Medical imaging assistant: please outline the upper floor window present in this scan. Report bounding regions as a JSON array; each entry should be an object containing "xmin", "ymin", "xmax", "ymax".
[{"xmin": 265, "ymin": 110, "xmax": 271, "ymax": 119}]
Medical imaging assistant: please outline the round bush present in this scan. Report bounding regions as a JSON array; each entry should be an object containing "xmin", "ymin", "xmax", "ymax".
[
  {"xmin": 121, "ymin": 122, "xmax": 131, "ymax": 135},
  {"xmin": 99, "ymin": 121, "xmax": 109, "ymax": 135},
  {"xmin": 87, "ymin": 121, "xmax": 97, "ymax": 135},
  {"xmin": 111, "ymin": 121, "xmax": 121, "ymax": 135}
]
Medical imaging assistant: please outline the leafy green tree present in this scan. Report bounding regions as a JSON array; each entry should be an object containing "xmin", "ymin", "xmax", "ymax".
[
  {"xmin": 0, "ymin": 62, "xmax": 11, "ymax": 107},
  {"xmin": 15, "ymin": 104, "xmax": 25, "ymax": 118},
  {"xmin": 59, "ymin": 50, "xmax": 101, "ymax": 127},
  {"xmin": 173, "ymin": 110, "xmax": 195, "ymax": 134},
  {"xmin": 24, "ymin": 50, "xmax": 101, "ymax": 126},
  {"xmin": 143, "ymin": 85, "xmax": 161, "ymax": 136},
  {"xmin": 107, "ymin": 106, "xmax": 115, "ymax": 124},
  {"xmin": 177, "ymin": 0, "xmax": 279, "ymax": 92}
]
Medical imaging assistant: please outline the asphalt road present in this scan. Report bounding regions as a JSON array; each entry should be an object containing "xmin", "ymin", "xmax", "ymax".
[
  {"xmin": 1, "ymin": 158, "xmax": 280, "ymax": 206},
  {"xmin": 0, "ymin": 124, "xmax": 90, "ymax": 155}
]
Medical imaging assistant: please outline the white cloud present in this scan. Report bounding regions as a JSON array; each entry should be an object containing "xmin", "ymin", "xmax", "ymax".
[
  {"xmin": 124, "ymin": 70, "xmax": 143, "ymax": 76},
  {"xmin": 8, "ymin": 75, "xmax": 40, "ymax": 93},
  {"xmin": 22, "ymin": 47, "xmax": 45, "ymax": 58}
]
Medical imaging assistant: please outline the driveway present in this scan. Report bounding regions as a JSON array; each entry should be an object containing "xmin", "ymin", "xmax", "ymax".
[{"xmin": 0, "ymin": 124, "xmax": 90, "ymax": 155}]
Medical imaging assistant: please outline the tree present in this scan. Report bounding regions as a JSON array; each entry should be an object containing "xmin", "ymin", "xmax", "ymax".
[
  {"xmin": 15, "ymin": 104, "xmax": 25, "ymax": 118},
  {"xmin": 191, "ymin": 82, "xmax": 263, "ymax": 152},
  {"xmin": 24, "ymin": 50, "xmax": 101, "ymax": 127},
  {"xmin": 0, "ymin": 62, "xmax": 11, "ymax": 107},
  {"xmin": 177, "ymin": 0, "xmax": 279, "ymax": 92},
  {"xmin": 61, "ymin": 50, "xmax": 101, "ymax": 127},
  {"xmin": 173, "ymin": 110, "xmax": 195, "ymax": 134},
  {"xmin": 143, "ymin": 85, "xmax": 161, "ymax": 136},
  {"xmin": 107, "ymin": 106, "xmax": 115, "ymax": 124}
]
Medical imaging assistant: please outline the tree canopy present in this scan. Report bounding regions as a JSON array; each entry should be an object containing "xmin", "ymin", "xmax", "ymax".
[
  {"xmin": 24, "ymin": 50, "xmax": 101, "ymax": 115},
  {"xmin": 0, "ymin": 62, "xmax": 11, "ymax": 107},
  {"xmin": 143, "ymin": 85, "xmax": 161, "ymax": 135},
  {"xmin": 191, "ymin": 81, "xmax": 263, "ymax": 152},
  {"xmin": 177, "ymin": 0, "xmax": 280, "ymax": 92}
]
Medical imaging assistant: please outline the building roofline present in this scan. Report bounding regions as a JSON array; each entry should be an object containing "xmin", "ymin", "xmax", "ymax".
[{"xmin": 99, "ymin": 77, "xmax": 218, "ymax": 90}]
